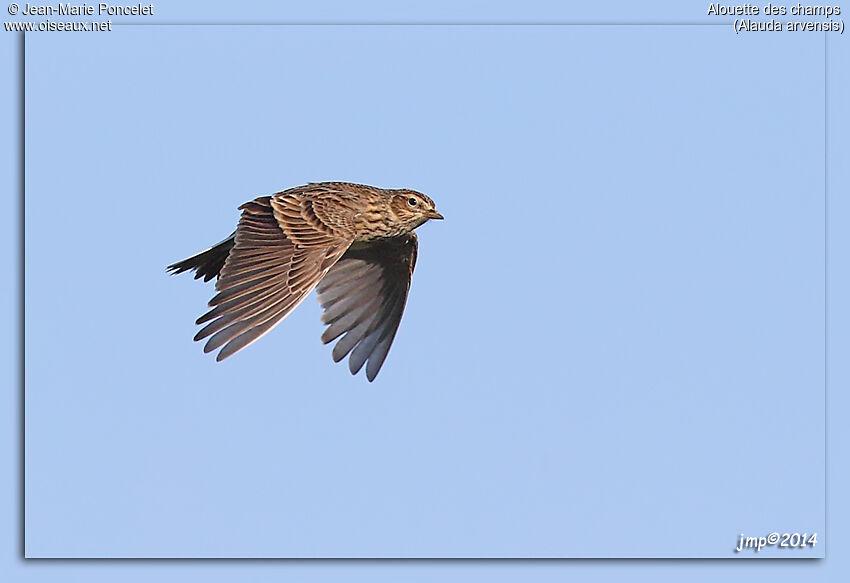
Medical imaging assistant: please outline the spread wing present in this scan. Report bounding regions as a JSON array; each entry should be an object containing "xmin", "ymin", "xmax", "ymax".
[
  {"xmin": 315, "ymin": 233, "xmax": 418, "ymax": 381},
  {"xmin": 194, "ymin": 195, "xmax": 353, "ymax": 361}
]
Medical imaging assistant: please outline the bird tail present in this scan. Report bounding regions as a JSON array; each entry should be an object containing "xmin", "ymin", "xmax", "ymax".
[{"xmin": 167, "ymin": 234, "xmax": 235, "ymax": 282}]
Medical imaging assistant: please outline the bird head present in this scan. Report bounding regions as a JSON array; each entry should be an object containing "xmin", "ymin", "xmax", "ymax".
[{"xmin": 388, "ymin": 189, "xmax": 443, "ymax": 232}]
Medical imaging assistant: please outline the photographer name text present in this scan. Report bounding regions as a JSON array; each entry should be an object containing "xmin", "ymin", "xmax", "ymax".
[{"xmin": 19, "ymin": 2, "xmax": 152, "ymax": 16}]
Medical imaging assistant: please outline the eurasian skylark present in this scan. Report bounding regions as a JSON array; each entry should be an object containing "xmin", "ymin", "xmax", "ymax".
[{"xmin": 167, "ymin": 182, "xmax": 443, "ymax": 381}]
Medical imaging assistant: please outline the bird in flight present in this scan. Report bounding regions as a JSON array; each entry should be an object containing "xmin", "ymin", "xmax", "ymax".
[{"xmin": 167, "ymin": 182, "xmax": 443, "ymax": 381}]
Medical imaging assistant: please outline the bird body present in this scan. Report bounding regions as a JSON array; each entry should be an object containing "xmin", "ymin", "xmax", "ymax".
[{"xmin": 168, "ymin": 182, "xmax": 442, "ymax": 381}]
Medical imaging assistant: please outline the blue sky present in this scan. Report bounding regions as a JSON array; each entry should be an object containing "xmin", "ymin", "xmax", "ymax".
[{"xmin": 3, "ymin": 0, "xmax": 849, "ymax": 580}]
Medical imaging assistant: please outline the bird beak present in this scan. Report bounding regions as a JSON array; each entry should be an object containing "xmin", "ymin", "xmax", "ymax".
[{"xmin": 427, "ymin": 210, "xmax": 444, "ymax": 220}]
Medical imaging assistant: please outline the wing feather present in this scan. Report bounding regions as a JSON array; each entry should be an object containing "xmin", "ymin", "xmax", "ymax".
[
  {"xmin": 193, "ymin": 196, "xmax": 352, "ymax": 361},
  {"xmin": 315, "ymin": 233, "xmax": 418, "ymax": 381}
]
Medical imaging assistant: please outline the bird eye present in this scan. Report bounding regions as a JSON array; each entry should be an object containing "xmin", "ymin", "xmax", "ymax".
[{"xmin": 407, "ymin": 197, "xmax": 418, "ymax": 207}]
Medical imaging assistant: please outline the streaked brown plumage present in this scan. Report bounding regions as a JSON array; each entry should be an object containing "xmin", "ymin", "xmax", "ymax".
[{"xmin": 167, "ymin": 182, "xmax": 442, "ymax": 381}]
